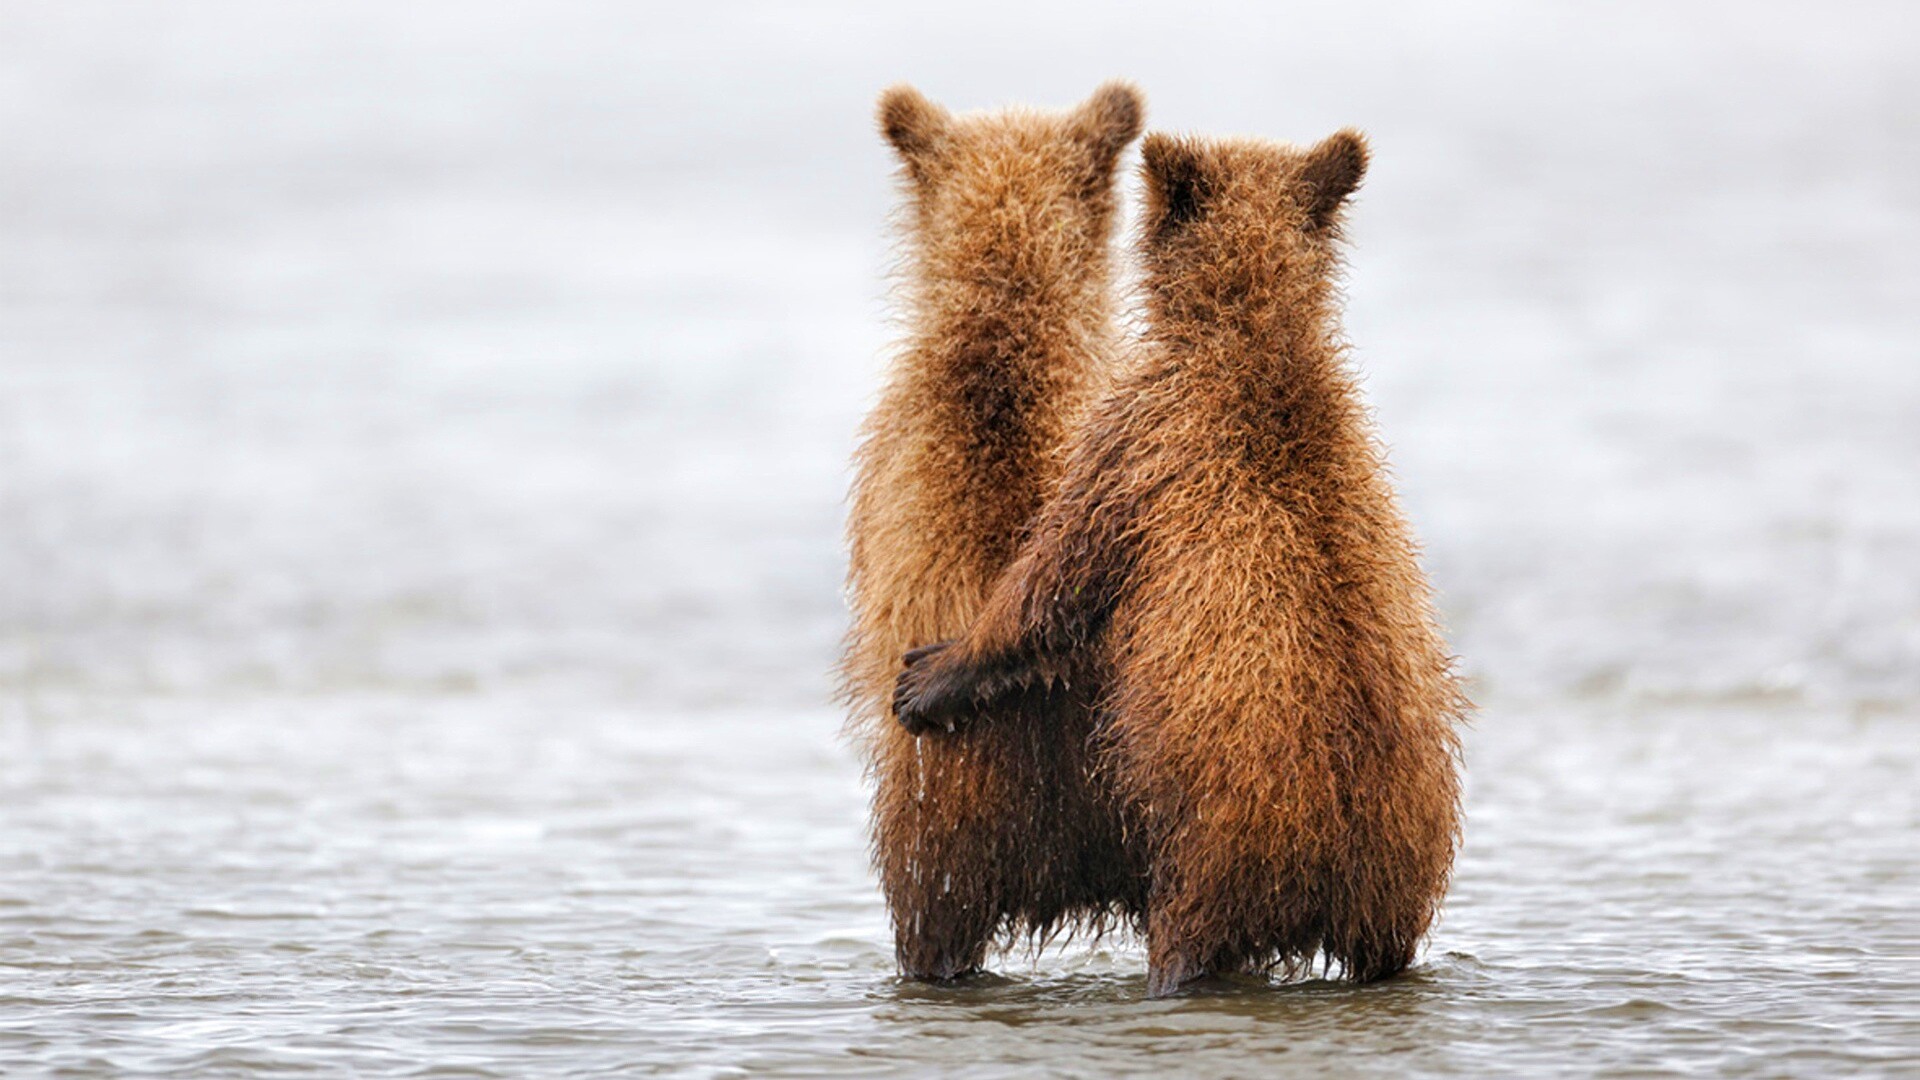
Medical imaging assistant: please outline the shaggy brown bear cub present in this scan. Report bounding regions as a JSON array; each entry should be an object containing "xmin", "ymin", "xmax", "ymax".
[
  {"xmin": 894, "ymin": 131, "xmax": 1468, "ymax": 996},
  {"xmin": 842, "ymin": 82, "xmax": 1147, "ymax": 980}
]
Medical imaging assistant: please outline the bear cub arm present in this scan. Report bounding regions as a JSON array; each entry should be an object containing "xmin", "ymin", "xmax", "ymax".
[
  {"xmin": 892, "ymin": 640, "xmax": 1051, "ymax": 734},
  {"xmin": 892, "ymin": 394, "xmax": 1150, "ymax": 736}
]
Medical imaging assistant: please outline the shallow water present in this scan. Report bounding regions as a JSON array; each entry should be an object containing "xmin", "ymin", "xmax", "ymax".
[
  {"xmin": 3, "ymin": 697, "xmax": 1914, "ymax": 1075},
  {"xmin": 2, "ymin": 1, "xmax": 1918, "ymax": 1075}
]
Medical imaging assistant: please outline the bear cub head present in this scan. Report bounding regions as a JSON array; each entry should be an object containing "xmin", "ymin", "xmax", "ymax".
[
  {"xmin": 877, "ymin": 82, "xmax": 1145, "ymax": 291},
  {"xmin": 1138, "ymin": 130, "xmax": 1369, "ymax": 316}
]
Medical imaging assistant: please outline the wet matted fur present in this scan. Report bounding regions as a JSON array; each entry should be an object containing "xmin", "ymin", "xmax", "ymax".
[
  {"xmin": 843, "ymin": 81, "xmax": 1147, "ymax": 979},
  {"xmin": 896, "ymin": 131, "xmax": 1468, "ymax": 996}
]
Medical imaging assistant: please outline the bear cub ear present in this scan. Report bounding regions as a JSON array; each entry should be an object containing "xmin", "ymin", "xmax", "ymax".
[
  {"xmin": 1140, "ymin": 133, "xmax": 1213, "ymax": 239},
  {"xmin": 1298, "ymin": 129, "xmax": 1369, "ymax": 229},
  {"xmin": 877, "ymin": 84, "xmax": 951, "ymax": 169},
  {"xmin": 1069, "ymin": 80, "xmax": 1146, "ymax": 167}
]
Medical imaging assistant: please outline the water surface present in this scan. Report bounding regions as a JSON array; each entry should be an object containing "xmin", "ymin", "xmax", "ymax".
[{"xmin": 3, "ymin": 698, "xmax": 1914, "ymax": 1075}]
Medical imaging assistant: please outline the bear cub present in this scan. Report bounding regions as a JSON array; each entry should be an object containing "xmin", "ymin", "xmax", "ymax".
[
  {"xmin": 895, "ymin": 130, "xmax": 1468, "ymax": 996},
  {"xmin": 844, "ymin": 82, "xmax": 1147, "ymax": 981}
]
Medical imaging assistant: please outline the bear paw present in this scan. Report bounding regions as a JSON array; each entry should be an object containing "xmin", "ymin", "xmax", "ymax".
[{"xmin": 892, "ymin": 640, "xmax": 976, "ymax": 735}]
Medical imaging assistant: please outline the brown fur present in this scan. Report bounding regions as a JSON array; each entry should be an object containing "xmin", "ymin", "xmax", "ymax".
[
  {"xmin": 843, "ymin": 82, "xmax": 1147, "ymax": 979},
  {"xmin": 895, "ymin": 131, "xmax": 1468, "ymax": 996}
]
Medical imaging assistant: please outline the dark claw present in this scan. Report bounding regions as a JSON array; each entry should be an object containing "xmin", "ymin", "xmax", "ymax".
[
  {"xmin": 902, "ymin": 640, "xmax": 953, "ymax": 666},
  {"xmin": 896, "ymin": 695, "xmax": 942, "ymax": 736}
]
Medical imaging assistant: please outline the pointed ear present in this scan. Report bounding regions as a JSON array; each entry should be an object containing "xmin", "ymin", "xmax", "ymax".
[
  {"xmin": 1140, "ymin": 133, "xmax": 1213, "ymax": 240},
  {"xmin": 876, "ymin": 84, "xmax": 950, "ymax": 170},
  {"xmin": 1068, "ymin": 80, "xmax": 1145, "ymax": 168},
  {"xmin": 1298, "ymin": 128, "xmax": 1369, "ymax": 228}
]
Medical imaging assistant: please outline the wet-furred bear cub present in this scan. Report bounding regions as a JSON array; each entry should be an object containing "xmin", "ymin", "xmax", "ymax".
[
  {"xmin": 843, "ymin": 82, "xmax": 1146, "ymax": 980},
  {"xmin": 895, "ymin": 131, "xmax": 1468, "ymax": 997}
]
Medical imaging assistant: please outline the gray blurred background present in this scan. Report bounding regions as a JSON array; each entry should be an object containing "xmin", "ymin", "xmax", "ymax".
[{"xmin": 3, "ymin": 0, "xmax": 1916, "ymax": 713}]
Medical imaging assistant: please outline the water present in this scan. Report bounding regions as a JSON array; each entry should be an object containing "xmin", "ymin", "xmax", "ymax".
[
  {"xmin": 2, "ymin": 1, "xmax": 1917, "ymax": 1075},
  {"xmin": 3, "ymin": 699, "xmax": 1916, "ymax": 1074}
]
